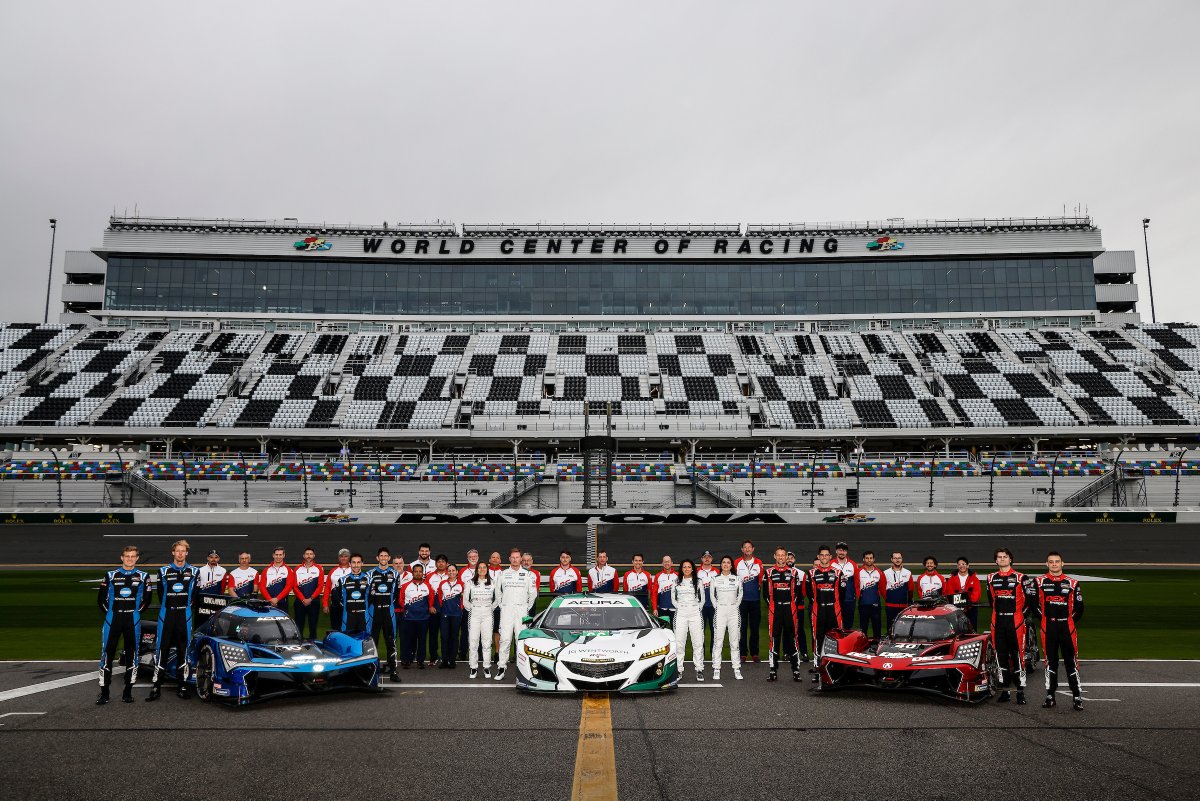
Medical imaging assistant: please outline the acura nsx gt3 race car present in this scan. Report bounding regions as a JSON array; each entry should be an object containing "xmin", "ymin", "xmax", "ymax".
[
  {"xmin": 139, "ymin": 599, "xmax": 381, "ymax": 705},
  {"xmin": 816, "ymin": 595, "xmax": 1000, "ymax": 702},
  {"xmin": 515, "ymin": 594, "xmax": 679, "ymax": 693}
]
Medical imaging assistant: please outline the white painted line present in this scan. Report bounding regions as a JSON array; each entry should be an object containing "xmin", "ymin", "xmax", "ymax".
[
  {"xmin": 1083, "ymin": 659, "xmax": 1200, "ymax": 663},
  {"xmin": 102, "ymin": 534, "xmax": 248, "ymax": 538},
  {"xmin": 1081, "ymin": 683, "xmax": 1200, "ymax": 688},
  {"xmin": 1058, "ymin": 691, "xmax": 1120, "ymax": 701},
  {"xmin": 0, "ymin": 660, "xmax": 96, "ymax": 664},
  {"xmin": 0, "ymin": 712, "xmax": 45, "ymax": 726},
  {"xmin": 0, "ymin": 672, "xmax": 96, "ymax": 703},
  {"xmin": 944, "ymin": 534, "xmax": 1087, "ymax": 538}
]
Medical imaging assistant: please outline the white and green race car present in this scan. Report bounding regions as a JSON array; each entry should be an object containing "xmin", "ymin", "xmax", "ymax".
[{"xmin": 515, "ymin": 593, "xmax": 679, "ymax": 693}]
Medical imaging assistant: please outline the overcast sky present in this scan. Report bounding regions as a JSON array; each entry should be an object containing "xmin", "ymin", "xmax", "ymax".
[{"xmin": 2, "ymin": 1, "xmax": 1196, "ymax": 323}]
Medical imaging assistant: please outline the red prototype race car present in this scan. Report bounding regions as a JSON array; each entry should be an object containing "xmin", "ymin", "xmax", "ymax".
[{"xmin": 815, "ymin": 594, "xmax": 999, "ymax": 703}]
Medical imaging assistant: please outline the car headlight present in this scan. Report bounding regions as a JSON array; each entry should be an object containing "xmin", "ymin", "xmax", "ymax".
[
  {"xmin": 523, "ymin": 643, "xmax": 558, "ymax": 660},
  {"xmin": 360, "ymin": 637, "xmax": 377, "ymax": 658},
  {"xmin": 822, "ymin": 637, "xmax": 840, "ymax": 656},
  {"xmin": 219, "ymin": 643, "xmax": 249, "ymax": 667},
  {"xmin": 954, "ymin": 642, "xmax": 982, "ymax": 664},
  {"xmin": 639, "ymin": 645, "xmax": 670, "ymax": 661}
]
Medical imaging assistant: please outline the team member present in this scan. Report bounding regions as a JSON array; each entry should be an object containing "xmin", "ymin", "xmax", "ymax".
[
  {"xmin": 391, "ymin": 555, "xmax": 413, "ymax": 584},
  {"xmin": 550, "ymin": 550, "xmax": 583, "ymax": 597},
  {"xmin": 652, "ymin": 556, "xmax": 678, "ymax": 626},
  {"xmin": 488, "ymin": 551, "xmax": 504, "ymax": 656},
  {"xmin": 621, "ymin": 554, "xmax": 652, "ymax": 608},
  {"xmin": 459, "ymin": 549, "xmax": 482, "ymax": 659},
  {"xmin": 987, "ymin": 547, "xmax": 1035, "ymax": 704},
  {"xmin": 426, "ymin": 554, "xmax": 451, "ymax": 665},
  {"xmin": 495, "ymin": 548, "xmax": 537, "ymax": 680},
  {"xmin": 257, "ymin": 547, "xmax": 294, "ymax": 610},
  {"xmin": 413, "ymin": 543, "xmax": 435, "ymax": 575},
  {"xmin": 96, "ymin": 545, "xmax": 149, "ymax": 705},
  {"xmin": 833, "ymin": 542, "xmax": 857, "ymax": 630},
  {"xmin": 522, "ymin": 551, "xmax": 541, "ymax": 618},
  {"xmin": 292, "ymin": 548, "xmax": 324, "ymax": 640},
  {"xmin": 710, "ymin": 556, "xmax": 744, "ymax": 681},
  {"xmin": 223, "ymin": 551, "xmax": 258, "ymax": 599},
  {"xmin": 437, "ymin": 564, "xmax": 464, "ymax": 669},
  {"xmin": 367, "ymin": 547, "xmax": 400, "ymax": 681},
  {"xmin": 333, "ymin": 554, "xmax": 371, "ymax": 634},
  {"xmin": 944, "ymin": 556, "xmax": 982, "ymax": 629},
  {"xmin": 883, "ymin": 552, "xmax": 914, "ymax": 633},
  {"xmin": 697, "ymin": 551, "xmax": 718, "ymax": 644},
  {"xmin": 193, "ymin": 549, "xmax": 227, "ymax": 626},
  {"xmin": 917, "ymin": 556, "xmax": 945, "ymax": 598},
  {"xmin": 763, "ymin": 547, "xmax": 804, "ymax": 682},
  {"xmin": 587, "ymin": 550, "xmax": 617, "ymax": 593},
  {"xmin": 734, "ymin": 540, "xmax": 764, "ymax": 663},
  {"xmin": 854, "ymin": 551, "xmax": 884, "ymax": 640},
  {"xmin": 670, "ymin": 559, "xmax": 706, "ymax": 681},
  {"xmin": 463, "ymin": 562, "xmax": 499, "ymax": 679},
  {"xmin": 1033, "ymin": 552, "xmax": 1085, "ymax": 710},
  {"xmin": 148, "ymin": 539, "xmax": 199, "ymax": 701},
  {"xmin": 322, "ymin": 548, "xmax": 353, "ymax": 629},
  {"xmin": 399, "ymin": 564, "xmax": 434, "ymax": 668},
  {"xmin": 806, "ymin": 545, "xmax": 845, "ymax": 666}
]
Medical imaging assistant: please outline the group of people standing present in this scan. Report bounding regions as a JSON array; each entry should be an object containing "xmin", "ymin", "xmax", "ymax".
[{"xmin": 95, "ymin": 536, "xmax": 1085, "ymax": 710}]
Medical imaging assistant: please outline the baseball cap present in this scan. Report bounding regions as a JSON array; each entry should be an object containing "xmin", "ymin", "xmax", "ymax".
[
  {"xmin": 702, "ymin": 550, "xmax": 713, "ymax": 557},
  {"xmin": 207, "ymin": 549, "xmax": 220, "ymax": 558},
  {"xmin": 835, "ymin": 541, "xmax": 849, "ymax": 551}
]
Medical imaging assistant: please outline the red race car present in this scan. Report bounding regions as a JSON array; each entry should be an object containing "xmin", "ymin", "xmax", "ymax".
[{"xmin": 815, "ymin": 594, "xmax": 999, "ymax": 703}]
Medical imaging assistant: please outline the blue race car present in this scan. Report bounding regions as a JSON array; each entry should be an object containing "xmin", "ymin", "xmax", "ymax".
[{"xmin": 140, "ymin": 599, "xmax": 381, "ymax": 705}]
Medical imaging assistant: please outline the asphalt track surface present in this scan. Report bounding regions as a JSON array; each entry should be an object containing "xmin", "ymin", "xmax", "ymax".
[
  {"xmin": 1, "ymin": 660, "xmax": 1199, "ymax": 801},
  {"xmin": 3, "ymin": 522, "xmax": 1199, "ymax": 568}
]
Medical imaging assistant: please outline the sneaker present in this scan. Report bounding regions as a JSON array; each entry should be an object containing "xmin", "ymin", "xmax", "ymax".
[
  {"xmin": 1072, "ymin": 697, "xmax": 1083, "ymax": 711},
  {"xmin": 740, "ymin": 656, "xmax": 749, "ymax": 663},
  {"xmin": 1043, "ymin": 695, "xmax": 1056, "ymax": 708},
  {"xmin": 1016, "ymin": 691, "xmax": 1027, "ymax": 705},
  {"xmin": 767, "ymin": 670, "xmax": 778, "ymax": 682},
  {"xmin": 96, "ymin": 688, "xmax": 110, "ymax": 705},
  {"xmin": 733, "ymin": 670, "xmax": 743, "ymax": 680},
  {"xmin": 695, "ymin": 669, "xmax": 704, "ymax": 682},
  {"xmin": 176, "ymin": 686, "xmax": 190, "ymax": 700},
  {"xmin": 793, "ymin": 671, "xmax": 803, "ymax": 682},
  {"xmin": 470, "ymin": 668, "xmax": 479, "ymax": 679},
  {"xmin": 495, "ymin": 667, "xmax": 506, "ymax": 681},
  {"xmin": 484, "ymin": 667, "xmax": 492, "ymax": 679},
  {"xmin": 145, "ymin": 687, "xmax": 161, "ymax": 702},
  {"xmin": 712, "ymin": 670, "xmax": 721, "ymax": 681},
  {"xmin": 121, "ymin": 685, "xmax": 134, "ymax": 703},
  {"xmin": 998, "ymin": 690, "xmax": 1011, "ymax": 703}
]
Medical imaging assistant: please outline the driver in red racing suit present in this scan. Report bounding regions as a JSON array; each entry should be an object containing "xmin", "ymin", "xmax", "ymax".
[
  {"xmin": 1032, "ymin": 551, "xmax": 1085, "ymax": 711},
  {"xmin": 986, "ymin": 547, "xmax": 1036, "ymax": 704}
]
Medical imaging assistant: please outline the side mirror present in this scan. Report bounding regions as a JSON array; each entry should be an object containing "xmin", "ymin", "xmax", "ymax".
[{"xmin": 522, "ymin": 616, "xmax": 533, "ymax": 625}]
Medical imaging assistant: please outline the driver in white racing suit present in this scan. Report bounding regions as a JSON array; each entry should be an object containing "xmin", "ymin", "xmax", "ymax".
[
  {"xmin": 495, "ymin": 547, "xmax": 537, "ymax": 681},
  {"xmin": 462, "ymin": 561, "xmax": 500, "ymax": 679},
  {"xmin": 710, "ymin": 555, "xmax": 744, "ymax": 681},
  {"xmin": 670, "ymin": 559, "xmax": 706, "ymax": 681}
]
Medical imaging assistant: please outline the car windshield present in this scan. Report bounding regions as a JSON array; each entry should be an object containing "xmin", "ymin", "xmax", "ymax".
[
  {"xmin": 540, "ymin": 605, "xmax": 650, "ymax": 631},
  {"xmin": 230, "ymin": 616, "xmax": 302, "ymax": 645},
  {"xmin": 889, "ymin": 614, "xmax": 955, "ymax": 642}
]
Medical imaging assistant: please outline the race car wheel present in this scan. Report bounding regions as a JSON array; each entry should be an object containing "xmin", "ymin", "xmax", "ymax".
[{"xmin": 194, "ymin": 645, "xmax": 215, "ymax": 702}]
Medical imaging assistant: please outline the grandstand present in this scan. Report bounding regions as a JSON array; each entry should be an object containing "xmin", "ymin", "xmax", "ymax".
[{"xmin": 4, "ymin": 213, "xmax": 1192, "ymax": 513}]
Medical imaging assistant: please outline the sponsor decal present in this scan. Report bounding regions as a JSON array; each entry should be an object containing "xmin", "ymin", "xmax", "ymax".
[
  {"xmin": 305, "ymin": 513, "xmax": 360, "ymax": 524},
  {"xmin": 866, "ymin": 236, "xmax": 904, "ymax": 252},
  {"xmin": 1036, "ymin": 510, "xmax": 1176, "ymax": 524},
  {"xmin": 171, "ymin": 583, "xmax": 184, "ymax": 592},
  {"xmin": 394, "ymin": 511, "xmax": 789, "ymax": 525},
  {"xmin": 350, "ymin": 591, "xmax": 362, "ymax": 600},
  {"xmin": 881, "ymin": 662, "xmax": 893, "ymax": 669},
  {"xmin": 581, "ymin": 657, "xmax": 616, "ymax": 663},
  {"xmin": 119, "ymin": 588, "xmax": 131, "ymax": 597},
  {"xmin": 822, "ymin": 513, "xmax": 876, "ymax": 524},
  {"xmin": 3, "ymin": 512, "xmax": 134, "ymax": 524},
  {"xmin": 294, "ymin": 235, "xmax": 332, "ymax": 252}
]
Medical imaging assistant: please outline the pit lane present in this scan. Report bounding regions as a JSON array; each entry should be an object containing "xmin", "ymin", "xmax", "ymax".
[{"xmin": 2, "ymin": 660, "xmax": 1198, "ymax": 801}]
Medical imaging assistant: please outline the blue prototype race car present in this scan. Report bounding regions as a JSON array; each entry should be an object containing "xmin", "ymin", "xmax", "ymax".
[{"xmin": 140, "ymin": 599, "xmax": 381, "ymax": 705}]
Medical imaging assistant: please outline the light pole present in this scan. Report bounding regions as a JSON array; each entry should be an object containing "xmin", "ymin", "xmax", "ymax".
[
  {"xmin": 1142, "ymin": 218, "xmax": 1156, "ymax": 324},
  {"xmin": 44, "ymin": 219, "xmax": 57, "ymax": 323}
]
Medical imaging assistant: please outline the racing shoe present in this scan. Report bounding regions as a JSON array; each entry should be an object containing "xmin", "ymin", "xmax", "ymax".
[
  {"xmin": 695, "ymin": 668, "xmax": 703, "ymax": 682},
  {"xmin": 793, "ymin": 670, "xmax": 803, "ymax": 682},
  {"xmin": 145, "ymin": 687, "xmax": 161, "ymax": 702},
  {"xmin": 390, "ymin": 670, "xmax": 401, "ymax": 683},
  {"xmin": 1016, "ymin": 691, "xmax": 1027, "ymax": 705},
  {"xmin": 176, "ymin": 685, "xmax": 190, "ymax": 700},
  {"xmin": 1073, "ymin": 697, "xmax": 1083, "ymax": 711},
  {"xmin": 96, "ymin": 687, "xmax": 110, "ymax": 705},
  {"xmin": 712, "ymin": 669, "xmax": 721, "ymax": 681},
  {"xmin": 483, "ymin": 667, "xmax": 492, "ymax": 679},
  {"xmin": 1043, "ymin": 695, "xmax": 1056, "ymax": 708},
  {"xmin": 495, "ymin": 666, "xmax": 506, "ymax": 681},
  {"xmin": 998, "ymin": 690, "xmax": 1011, "ymax": 703},
  {"xmin": 470, "ymin": 669, "xmax": 479, "ymax": 679},
  {"xmin": 732, "ymin": 669, "xmax": 743, "ymax": 680},
  {"xmin": 121, "ymin": 685, "xmax": 134, "ymax": 703},
  {"xmin": 767, "ymin": 670, "xmax": 778, "ymax": 682}
]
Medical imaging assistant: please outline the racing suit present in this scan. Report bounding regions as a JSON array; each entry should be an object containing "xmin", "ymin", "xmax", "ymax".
[
  {"xmin": 458, "ymin": 561, "xmax": 481, "ymax": 658},
  {"xmin": 834, "ymin": 557, "xmax": 858, "ymax": 630},
  {"xmin": 462, "ymin": 578, "xmax": 499, "ymax": 670},
  {"xmin": 334, "ymin": 571, "xmax": 371, "ymax": 634},
  {"xmin": 697, "ymin": 565, "xmax": 718, "ymax": 643},
  {"xmin": 987, "ymin": 569, "xmax": 1035, "ymax": 691},
  {"xmin": 710, "ymin": 573, "xmax": 743, "ymax": 671},
  {"xmin": 764, "ymin": 565, "xmax": 805, "ymax": 676},
  {"xmin": 97, "ymin": 567, "xmax": 149, "ymax": 692},
  {"xmin": 670, "ymin": 577, "xmax": 705, "ymax": 674},
  {"xmin": 152, "ymin": 563, "xmax": 199, "ymax": 690},
  {"xmin": 399, "ymin": 579, "xmax": 434, "ymax": 666},
  {"xmin": 734, "ymin": 557, "xmax": 763, "ymax": 659},
  {"xmin": 367, "ymin": 566, "xmax": 399, "ymax": 674},
  {"xmin": 222, "ymin": 566, "xmax": 258, "ymax": 599},
  {"xmin": 944, "ymin": 571, "xmax": 982, "ymax": 629},
  {"xmin": 437, "ymin": 579, "xmax": 464, "ymax": 666},
  {"xmin": 426, "ymin": 570, "xmax": 452, "ymax": 664},
  {"xmin": 1033, "ymin": 574, "xmax": 1084, "ymax": 701},
  {"xmin": 916, "ymin": 572, "xmax": 946, "ymax": 600},
  {"xmin": 587, "ymin": 564, "xmax": 617, "ymax": 593},
  {"xmin": 323, "ymin": 564, "xmax": 352, "ymax": 630},
  {"xmin": 854, "ymin": 566, "xmax": 884, "ymax": 640},
  {"xmin": 496, "ymin": 567, "xmax": 537, "ymax": 666},
  {"xmin": 806, "ymin": 566, "xmax": 845, "ymax": 660},
  {"xmin": 652, "ymin": 569, "xmax": 677, "ymax": 627},
  {"xmin": 883, "ymin": 567, "xmax": 913, "ymax": 633},
  {"xmin": 292, "ymin": 563, "xmax": 325, "ymax": 639}
]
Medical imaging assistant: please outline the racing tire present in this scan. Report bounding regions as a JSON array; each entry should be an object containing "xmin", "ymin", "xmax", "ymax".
[{"xmin": 194, "ymin": 645, "xmax": 215, "ymax": 703}]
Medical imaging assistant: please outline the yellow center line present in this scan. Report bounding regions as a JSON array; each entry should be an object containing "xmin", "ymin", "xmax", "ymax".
[{"xmin": 571, "ymin": 692, "xmax": 618, "ymax": 801}]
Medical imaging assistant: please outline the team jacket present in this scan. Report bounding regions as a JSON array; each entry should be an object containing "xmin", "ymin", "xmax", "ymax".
[
  {"xmin": 986, "ymin": 570, "xmax": 1035, "ymax": 630},
  {"xmin": 322, "ymin": 565, "xmax": 352, "ymax": 607},
  {"xmin": 834, "ymin": 558, "xmax": 858, "ymax": 603},
  {"xmin": 883, "ymin": 567, "xmax": 914, "ymax": 609},
  {"xmin": 854, "ymin": 567, "xmax": 884, "ymax": 606},
  {"xmin": 697, "ymin": 566, "xmax": 719, "ymax": 611},
  {"xmin": 257, "ymin": 564, "xmax": 295, "ymax": 603},
  {"xmin": 222, "ymin": 567, "xmax": 258, "ymax": 598},
  {"xmin": 367, "ymin": 566, "xmax": 399, "ymax": 611},
  {"xmin": 98, "ymin": 567, "xmax": 150, "ymax": 619},
  {"xmin": 293, "ymin": 563, "xmax": 325, "ymax": 603},
  {"xmin": 734, "ymin": 557, "xmax": 764, "ymax": 603},
  {"xmin": 916, "ymin": 572, "xmax": 946, "ymax": 599},
  {"xmin": 335, "ymin": 572, "xmax": 372, "ymax": 631},
  {"xmin": 550, "ymin": 566, "xmax": 583, "ymax": 595},
  {"xmin": 195, "ymin": 564, "xmax": 227, "ymax": 597},
  {"xmin": 426, "ymin": 571, "xmax": 451, "ymax": 607},
  {"xmin": 588, "ymin": 565, "xmax": 617, "ymax": 593},
  {"xmin": 157, "ymin": 563, "xmax": 199, "ymax": 614},
  {"xmin": 437, "ymin": 579, "xmax": 464, "ymax": 617},
  {"xmin": 653, "ymin": 570, "xmax": 677, "ymax": 613},
  {"xmin": 398, "ymin": 579, "xmax": 435, "ymax": 621},
  {"xmin": 621, "ymin": 569, "xmax": 652, "ymax": 603},
  {"xmin": 943, "ymin": 571, "xmax": 982, "ymax": 605},
  {"xmin": 1032, "ymin": 574, "xmax": 1084, "ymax": 627}
]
